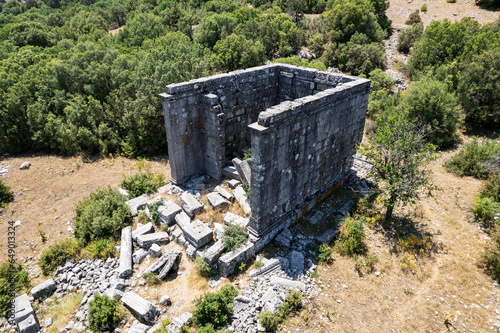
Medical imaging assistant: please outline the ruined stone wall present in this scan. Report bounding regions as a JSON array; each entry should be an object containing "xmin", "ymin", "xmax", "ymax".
[{"xmin": 160, "ymin": 64, "xmax": 370, "ymax": 242}]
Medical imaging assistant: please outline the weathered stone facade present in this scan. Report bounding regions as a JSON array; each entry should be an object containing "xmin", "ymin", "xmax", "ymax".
[{"xmin": 160, "ymin": 64, "xmax": 370, "ymax": 243}]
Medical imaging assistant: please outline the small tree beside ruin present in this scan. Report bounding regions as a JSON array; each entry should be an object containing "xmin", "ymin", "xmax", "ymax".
[{"xmin": 358, "ymin": 114, "xmax": 438, "ymax": 222}]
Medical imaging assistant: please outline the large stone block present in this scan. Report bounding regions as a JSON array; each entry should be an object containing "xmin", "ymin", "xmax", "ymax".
[
  {"xmin": 122, "ymin": 292, "xmax": 157, "ymax": 324},
  {"xmin": 137, "ymin": 232, "xmax": 170, "ymax": 248},
  {"xmin": 175, "ymin": 211, "xmax": 191, "ymax": 231},
  {"xmin": 180, "ymin": 192, "xmax": 205, "ymax": 218},
  {"xmin": 168, "ymin": 312, "xmax": 193, "ymax": 333},
  {"xmin": 159, "ymin": 201, "xmax": 182, "ymax": 225},
  {"xmin": 223, "ymin": 212, "xmax": 249, "ymax": 228},
  {"xmin": 233, "ymin": 185, "xmax": 251, "ymax": 215},
  {"xmin": 30, "ymin": 278, "xmax": 56, "ymax": 299},
  {"xmin": 206, "ymin": 192, "xmax": 230, "ymax": 210},
  {"xmin": 118, "ymin": 226, "xmax": 133, "ymax": 278},
  {"xmin": 157, "ymin": 250, "xmax": 182, "ymax": 279},
  {"xmin": 17, "ymin": 315, "xmax": 39, "ymax": 333},
  {"xmin": 218, "ymin": 240, "xmax": 255, "ymax": 277},
  {"xmin": 183, "ymin": 220, "xmax": 213, "ymax": 248},
  {"xmin": 132, "ymin": 222, "xmax": 154, "ymax": 241},
  {"xmin": 200, "ymin": 239, "xmax": 225, "ymax": 265},
  {"xmin": 214, "ymin": 185, "xmax": 234, "ymax": 202},
  {"xmin": 14, "ymin": 294, "xmax": 35, "ymax": 325},
  {"xmin": 232, "ymin": 158, "xmax": 251, "ymax": 186}
]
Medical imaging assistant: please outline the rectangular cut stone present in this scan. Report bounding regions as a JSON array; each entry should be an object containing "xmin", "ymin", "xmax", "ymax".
[
  {"xmin": 137, "ymin": 232, "xmax": 170, "ymax": 248},
  {"xmin": 118, "ymin": 226, "xmax": 133, "ymax": 278},
  {"xmin": 232, "ymin": 158, "xmax": 251, "ymax": 186},
  {"xmin": 157, "ymin": 250, "xmax": 182, "ymax": 279},
  {"xmin": 18, "ymin": 315, "xmax": 39, "ymax": 333},
  {"xmin": 222, "ymin": 166, "xmax": 240, "ymax": 180},
  {"xmin": 132, "ymin": 222, "xmax": 154, "ymax": 241},
  {"xmin": 270, "ymin": 276, "xmax": 305, "ymax": 290},
  {"xmin": 168, "ymin": 312, "xmax": 193, "ymax": 333},
  {"xmin": 206, "ymin": 192, "xmax": 230, "ymax": 210},
  {"xmin": 14, "ymin": 294, "xmax": 35, "ymax": 325},
  {"xmin": 227, "ymin": 179, "xmax": 241, "ymax": 189},
  {"xmin": 201, "ymin": 240, "xmax": 225, "ymax": 265},
  {"xmin": 223, "ymin": 212, "xmax": 249, "ymax": 228},
  {"xmin": 159, "ymin": 201, "xmax": 182, "ymax": 225},
  {"xmin": 175, "ymin": 211, "xmax": 191, "ymax": 231},
  {"xmin": 122, "ymin": 292, "xmax": 158, "ymax": 324},
  {"xmin": 218, "ymin": 240, "xmax": 255, "ymax": 277},
  {"xmin": 30, "ymin": 278, "xmax": 56, "ymax": 299},
  {"xmin": 183, "ymin": 219, "xmax": 213, "ymax": 248},
  {"xmin": 233, "ymin": 185, "xmax": 251, "ymax": 215},
  {"xmin": 180, "ymin": 192, "xmax": 205, "ymax": 218},
  {"xmin": 125, "ymin": 193, "xmax": 150, "ymax": 216},
  {"xmin": 133, "ymin": 248, "xmax": 148, "ymax": 264},
  {"xmin": 143, "ymin": 252, "xmax": 172, "ymax": 275},
  {"xmin": 215, "ymin": 185, "xmax": 234, "ymax": 201}
]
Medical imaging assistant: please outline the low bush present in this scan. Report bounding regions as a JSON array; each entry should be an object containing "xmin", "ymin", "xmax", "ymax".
[
  {"xmin": 0, "ymin": 263, "xmax": 30, "ymax": 317},
  {"xmin": 0, "ymin": 179, "xmax": 13, "ymax": 208},
  {"xmin": 420, "ymin": 3, "xmax": 427, "ymax": 11},
  {"xmin": 154, "ymin": 318, "xmax": 173, "ymax": 333},
  {"xmin": 88, "ymin": 294, "xmax": 122, "ymax": 332},
  {"xmin": 223, "ymin": 224, "xmax": 247, "ymax": 252},
  {"xmin": 481, "ymin": 175, "xmax": 500, "ymax": 202},
  {"xmin": 196, "ymin": 324, "xmax": 227, "ymax": 333},
  {"xmin": 354, "ymin": 253, "xmax": 379, "ymax": 274},
  {"xmin": 405, "ymin": 10, "xmax": 421, "ymax": 25},
  {"xmin": 38, "ymin": 238, "xmax": 80, "ymax": 275},
  {"xmin": 336, "ymin": 216, "xmax": 366, "ymax": 255},
  {"xmin": 474, "ymin": 197, "xmax": 500, "ymax": 230},
  {"xmin": 74, "ymin": 187, "xmax": 132, "ymax": 246},
  {"xmin": 397, "ymin": 23, "xmax": 424, "ymax": 53},
  {"xmin": 120, "ymin": 172, "xmax": 165, "ymax": 198},
  {"xmin": 80, "ymin": 238, "xmax": 117, "ymax": 261},
  {"xmin": 195, "ymin": 256, "xmax": 213, "ymax": 278},
  {"xmin": 317, "ymin": 244, "xmax": 334, "ymax": 264},
  {"xmin": 144, "ymin": 272, "xmax": 163, "ymax": 285},
  {"xmin": 482, "ymin": 229, "xmax": 500, "ymax": 281},
  {"xmin": 193, "ymin": 284, "xmax": 238, "ymax": 329},
  {"xmin": 148, "ymin": 201, "xmax": 162, "ymax": 225},
  {"xmin": 444, "ymin": 139, "xmax": 500, "ymax": 179},
  {"xmin": 259, "ymin": 290, "xmax": 302, "ymax": 332}
]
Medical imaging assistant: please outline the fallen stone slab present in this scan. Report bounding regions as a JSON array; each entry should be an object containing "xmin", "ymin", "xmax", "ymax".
[
  {"xmin": 30, "ymin": 278, "xmax": 56, "ymax": 299},
  {"xmin": 213, "ymin": 223, "xmax": 225, "ymax": 240},
  {"xmin": 222, "ymin": 166, "xmax": 240, "ymax": 180},
  {"xmin": 309, "ymin": 211, "xmax": 324, "ymax": 225},
  {"xmin": 248, "ymin": 257, "xmax": 287, "ymax": 278},
  {"xmin": 14, "ymin": 294, "xmax": 35, "ymax": 325},
  {"xmin": 227, "ymin": 179, "xmax": 241, "ymax": 189},
  {"xmin": 132, "ymin": 222, "xmax": 155, "ymax": 241},
  {"xmin": 200, "ymin": 240, "xmax": 225, "ymax": 265},
  {"xmin": 137, "ymin": 232, "xmax": 170, "ymax": 248},
  {"xmin": 118, "ymin": 226, "xmax": 133, "ymax": 278},
  {"xmin": 18, "ymin": 315, "xmax": 39, "ymax": 333},
  {"xmin": 233, "ymin": 295, "xmax": 252, "ymax": 312},
  {"xmin": 288, "ymin": 250, "xmax": 305, "ymax": 273},
  {"xmin": 175, "ymin": 211, "xmax": 191, "ymax": 231},
  {"xmin": 118, "ymin": 187, "xmax": 129, "ymax": 197},
  {"xmin": 260, "ymin": 287, "xmax": 281, "ymax": 313},
  {"xmin": 143, "ymin": 250, "xmax": 178, "ymax": 275},
  {"xmin": 157, "ymin": 250, "xmax": 182, "ymax": 280},
  {"xmin": 223, "ymin": 212, "xmax": 249, "ymax": 228},
  {"xmin": 133, "ymin": 248, "xmax": 148, "ymax": 264},
  {"xmin": 171, "ymin": 227, "xmax": 183, "ymax": 242},
  {"xmin": 122, "ymin": 292, "xmax": 157, "ymax": 324},
  {"xmin": 316, "ymin": 229, "xmax": 338, "ymax": 244},
  {"xmin": 125, "ymin": 193, "xmax": 150, "ymax": 216},
  {"xmin": 232, "ymin": 158, "xmax": 251, "ymax": 186},
  {"xmin": 183, "ymin": 219, "xmax": 213, "ymax": 248},
  {"xmin": 168, "ymin": 312, "xmax": 193, "ymax": 333},
  {"xmin": 233, "ymin": 185, "xmax": 251, "ymax": 215},
  {"xmin": 218, "ymin": 240, "xmax": 255, "ymax": 277},
  {"xmin": 270, "ymin": 276, "xmax": 305, "ymax": 290},
  {"xmin": 206, "ymin": 192, "xmax": 230, "ymax": 210},
  {"xmin": 128, "ymin": 322, "xmax": 152, "ymax": 333},
  {"xmin": 274, "ymin": 228, "xmax": 292, "ymax": 248},
  {"xmin": 180, "ymin": 192, "xmax": 205, "ymax": 218},
  {"xmin": 214, "ymin": 185, "xmax": 234, "ymax": 202},
  {"xmin": 159, "ymin": 201, "xmax": 182, "ymax": 226},
  {"xmin": 149, "ymin": 243, "xmax": 162, "ymax": 258}
]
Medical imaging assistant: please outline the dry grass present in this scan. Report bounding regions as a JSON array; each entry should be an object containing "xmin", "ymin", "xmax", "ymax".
[{"xmin": 37, "ymin": 293, "xmax": 84, "ymax": 332}]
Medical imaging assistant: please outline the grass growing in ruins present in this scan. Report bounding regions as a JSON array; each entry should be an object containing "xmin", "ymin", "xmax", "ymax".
[
  {"xmin": 144, "ymin": 272, "xmax": 163, "ymax": 285},
  {"xmin": 259, "ymin": 290, "xmax": 302, "ymax": 332},
  {"xmin": 37, "ymin": 293, "xmax": 84, "ymax": 333},
  {"xmin": 120, "ymin": 161, "xmax": 165, "ymax": 197},
  {"xmin": 195, "ymin": 256, "xmax": 213, "ymax": 278},
  {"xmin": 335, "ymin": 216, "xmax": 367, "ymax": 256},
  {"xmin": 317, "ymin": 244, "xmax": 334, "ymax": 264},
  {"xmin": 148, "ymin": 201, "xmax": 162, "ymax": 225},
  {"xmin": 223, "ymin": 224, "xmax": 247, "ymax": 252}
]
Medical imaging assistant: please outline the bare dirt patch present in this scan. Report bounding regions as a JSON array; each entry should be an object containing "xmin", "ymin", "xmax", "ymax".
[{"xmin": 388, "ymin": 0, "xmax": 499, "ymax": 28}]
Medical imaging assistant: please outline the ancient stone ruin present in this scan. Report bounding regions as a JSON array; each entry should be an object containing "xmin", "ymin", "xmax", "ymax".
[{"xmin": 160, "ymin": 64, "xmax": 370, "ymax": 250}]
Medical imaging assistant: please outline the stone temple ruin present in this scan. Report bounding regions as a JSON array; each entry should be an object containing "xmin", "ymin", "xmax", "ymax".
[{"xmin": 160, "ymin": 64, "xmax": 370, "ymax": 257}]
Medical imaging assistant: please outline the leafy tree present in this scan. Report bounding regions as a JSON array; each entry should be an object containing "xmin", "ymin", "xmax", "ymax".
[
  {"xmin": 212, "ymin": 33, "xmax": 264, "ymax": 70},
  {"xmin": 118, "ymin": 13, "xmax": 164, "ymax": 47},
  {"xmin": 307, "ymin": 32, "xmax": 325, "ymax": 56},
  {"xmin": 457, "ymin": 47, "xmax": 500, "ymax": 128},
  {"xmin": 194, "ymin": 13, "xmax": 237, "ymax": 49},
  {"xmin": 399, "ymin": 77, "xmax": 462, "ymax": 148},
  {"xmin": 193, "ymin": 284, "xmax": 238, "ymax": 328},
  {"xmin": 405, "ymin": 9, "xmax": 421, "ymax": 26},
  {"xmin": 88, "ymin": 294, "xmax": 122, "ymax": 331},
  {"xmin": 398, "ymin": 22, "xmax": 423, "ymax": 53},
  {"xmin": 366, "ymin": 69, "xmax": 399, "ymax": 118},
  {"xmin": 358, "ymin": 114, "xmax": 438, "ymax": 222}
]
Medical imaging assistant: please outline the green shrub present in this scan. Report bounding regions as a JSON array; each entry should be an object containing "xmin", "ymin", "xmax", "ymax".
[
  {"xmin": 223, "ymin": 224, "xmax": 247, "ymax": 252},
  {"xmin": 121, "ymin": 172, "xmax": 165, "ymax": 198},
  {"xmin": 144, "ymin": 272, "xmax": 163, "ymax": 285},
  {"xmin": 482, "ymin": 229, "xmax": 500, "ymax": 281},
  {"xmin": 399, "ymin": 77, "xmax": 462, "ymax": 148},
  {"xmin": 447, "ymin": 0, "xmax": 456, "ymax": 3},
  {"xmin": 88, "ymin": 294, "xmax": 122, "ymax": 332},
  {"xmin": 445, "ymin": 139, "xmax": 500, "ymax": 179},
  {"xmin": 259, "ymin": 290, "xmax": 302, "ymax": 332},
  {"xmin": 0, "ymin": 179, "xmax": 13, "ymax": 208},
  {"xmin": 193, "ymin": 284, "xmax": 238, "ymax": 329},
  {"xmin": 317, "ymin": 244, "xmax": 333, "ymax": 264},
  {"xmin": 138, "ymin": 210, "xmax": 150, "ymax": 224},
  {"xmin": 196, "ymin": 324, "xmax": 227, "ymax": 333},
  {"xmin": 80, "ymin": 238, "xmax": 117, "ymax": 261},
  {"xmin": 148, "ymin": 201, "xmax": 162, "ymax": 225},
  {"xmin": 420, "ymin": 3, "xmax": 427, "ymax": 11},
  {"xmin": 474, "ymin": 197, "xmax": 500, "ymax": 230},
  {"xmin": 354, "ymin": 254, "xmax": 379, "ymax": 273},
  {"xmin": 307, "ymin": 33, "xmax": 325, "ymax": 56},
  {"xmin": 154, "ymin": 318, "xmax": 173, "ymax": 333},
  {"xmin": 195, "ymin": 256, "xmax": 213, "ymax": 278},
  {"xmin": 274, "ymin": 56, "xmax": 326, "ymax": 71},
  {"xmin": 405, "ymin": 10, "xmax": 421, "ymax": 25},
  {"xmin": 336, "ymin": 216, "xmax": 366, "ymax": 255},
  {"xmin": 38, "ymin": 238, "xmax": 80, "ymax": 276},
  {"xmin": 0, "ymin": 263, "xmax": 29, "ymax": 317},
  {"xmin": 74, "ymin": 187, "xmax": 132, "ymax": 246},
  {"xmin": 481, "ymin": 175, "xmax": 500, "ymax": 202},
  {"xmin": 397, "ymin": 23, "xmax": 424, "ymax": 53}
]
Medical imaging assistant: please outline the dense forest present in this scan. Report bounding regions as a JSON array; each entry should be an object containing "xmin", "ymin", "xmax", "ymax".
[{"xmin": 0, "ymin": 0, "xmax": 499, "ymax": 157}]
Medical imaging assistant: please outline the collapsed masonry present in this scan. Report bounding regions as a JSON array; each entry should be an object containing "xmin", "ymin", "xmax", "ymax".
[{"xmin": 160, "ymin": 64, "xmax": 370, "ymax": 254}]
